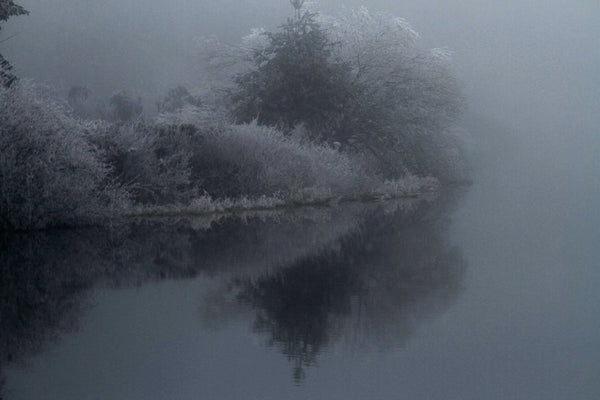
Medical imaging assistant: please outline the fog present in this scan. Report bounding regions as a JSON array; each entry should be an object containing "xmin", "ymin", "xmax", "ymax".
[
  {"xmin": 1, "ymin": 2, "xmax": 599, "ymax": 397},
  {"xmin": 3, "ymin": 1, "xmax": 598, "ymax": 161}
]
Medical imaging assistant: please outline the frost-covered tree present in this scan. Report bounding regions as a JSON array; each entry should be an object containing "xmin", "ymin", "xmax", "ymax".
[
  {"xmin": 319, "ymin": 7, "xmax": 464, "ymax": 176},
  {"xmin": 0, "ymin": 0, "xmax": 28, "ymax": 87},
  {"xmin": 231, "ymin": 3, "xmax": 354, "ymax": 139},
  {"xmin": 204, "ymin": 4, "xmax": 464, "ymax": 178}
]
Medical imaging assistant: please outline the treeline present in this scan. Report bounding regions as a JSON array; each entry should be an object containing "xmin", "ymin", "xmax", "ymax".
[{"xmin": 0, "ymin": 1, "xmax": 467, "ymax": 230}]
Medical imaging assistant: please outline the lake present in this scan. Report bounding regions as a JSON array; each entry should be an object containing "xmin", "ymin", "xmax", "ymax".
[{"xmin": 1, "ymin": 133, "xmax": 599, "ymax": 399}]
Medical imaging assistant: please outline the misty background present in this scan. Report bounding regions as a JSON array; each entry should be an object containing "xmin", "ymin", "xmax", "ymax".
[
  {"xmin": 2, "ymin": 2, "xmax": 599, "ymax": 397},
  {"xmin": 2, "ymin": 0, "xmax": 599, "ymax": 180}
]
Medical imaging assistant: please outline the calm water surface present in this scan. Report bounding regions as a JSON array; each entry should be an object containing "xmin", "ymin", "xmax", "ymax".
[{"xmin": 1, "ymin": 140, "xmax": 599, "ymax": 399}]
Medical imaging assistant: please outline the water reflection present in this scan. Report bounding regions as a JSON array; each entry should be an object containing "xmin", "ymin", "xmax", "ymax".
[
  {"xmin": 0, "ymin": 196, "xmax": 465, "ymax": 396},
  {"xmin": 233, "ymin": 200, "xmax": 466, "ymax": 383}
]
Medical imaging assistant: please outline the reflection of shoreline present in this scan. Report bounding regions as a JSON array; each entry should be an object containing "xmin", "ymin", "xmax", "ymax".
[
  {"xmin": 210, "ymin": 193, "xmax": 467, "ymax": 383},
  {"xmin": 0, "ymin": 194, "xmax": 462, "ymax": 393},
  {"xmin": 0, "ymin": 201, "xmax": 405, "ymax": 372}
]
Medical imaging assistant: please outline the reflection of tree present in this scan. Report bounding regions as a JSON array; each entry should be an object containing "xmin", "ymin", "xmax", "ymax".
[
  {"xmin": 0, "ymin": 206, "xmax": 369, "ymax": 395},
  {"xmin": 235, "ymin": 196, "xmax": 466, "ymax": 383},
  {"xmin": 0, "ymin": 197, "xmax": 465, "ymax": 393},
  {"xmin": 0, "ymin": 231, "xmax": 102, "ymax": 385},
  {"xmin": 237, "ymin": 258, "xmax": 360, "ymax": 383}
]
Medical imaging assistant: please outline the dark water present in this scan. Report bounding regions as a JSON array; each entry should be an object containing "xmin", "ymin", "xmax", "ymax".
[{"xmin": 1, "ymin": 143, "xmax": 599, "ymax": 399}]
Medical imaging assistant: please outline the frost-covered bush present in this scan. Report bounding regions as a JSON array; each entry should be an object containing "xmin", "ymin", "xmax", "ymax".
[
  {"xmin": 92, "ymin": 104, "xmax": 364, "ymax": 206},
  {"xmin": 0, "ymin": 81, "xmax": 123, "ymax": 230},
  {"xmin": 201, "ymin": 123, "xmax": 360, "ymax": 198},
  {"xmin": 155, "ymin": 108, "xmax": 362, "ymax": 200},
  {"xmin": 89, "ymin": 121, "xmax": 197, "ymax": 205}
]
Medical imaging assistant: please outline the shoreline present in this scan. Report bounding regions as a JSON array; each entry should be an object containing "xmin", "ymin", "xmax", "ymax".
[{"xmin": 123, "ymin": 190, "xmax": 441, "ymax": 219}]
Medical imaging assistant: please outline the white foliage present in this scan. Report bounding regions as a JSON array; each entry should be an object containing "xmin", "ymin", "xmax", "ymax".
[
  {"xmin": 0, "ymin": 81, "xmax": 123, "ymax": 230},
  {"xmin": 318, "ymin": 6, "xmax": 421, "ymax": 77},
  {"xmin": 317, "ymin": 7, "xmax": 463, "ymax": 177},
  {"xmin": 430, "ymin": 47, "xmax": 454, "ymax": 63},
  {"xmin": 194, "ymin": 35, "xmax": 254, "ymax": 90},
  {"xmin": 156, "ymin": 109, "xmax": 362, "ymax": 199},
  {"xmin": 241, "ymin": 27, "xmax": 269, "ymax": 53},
  {"xmin": 89, "ymin": 121, "xmax": 195, "ymax": 205}
]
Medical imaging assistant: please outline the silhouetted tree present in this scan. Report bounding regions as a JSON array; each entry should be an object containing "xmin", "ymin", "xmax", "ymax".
[
  {"xmin": 157, "ymin": 86, "xmax": 202, "ymax": 113},
  {"xmin": 108, "ymin": 90, "xmax": 143, "ymax": 122},
  {"xmin": 67, "ymin": 85, "xmax": 105, "ymax": 119},
  {"xmin": 231, "ymin": 4, "xmax": 354, "ymax": 140}
]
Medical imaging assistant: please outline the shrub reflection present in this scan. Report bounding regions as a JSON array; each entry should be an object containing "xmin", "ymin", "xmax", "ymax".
[
  {"xmin": 234, "ymin": 200, "xmax": 466, "ymax": 383},
  {"xmin": 0, "ymin": 196, "xmax": 464, "ymax": 390}
]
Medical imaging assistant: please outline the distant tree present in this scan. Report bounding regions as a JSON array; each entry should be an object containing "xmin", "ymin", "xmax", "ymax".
[
  {"xmin": 0, "ymin": 0, "xmax": 28, "ymax": 87},
  {"xmin": 157, "ymin": 86, "xmax": 201, "ymax": 113},
  {"xmin": 107, "ymin": 90, "xmax": 143, "ymax": 122},
  {"xmin": 67, "ymin": 85, "xmax": 91, "ymax": 105},
  {"xmin": 67, "ymin": 85, "xmax": 102, "ymax": 119}
]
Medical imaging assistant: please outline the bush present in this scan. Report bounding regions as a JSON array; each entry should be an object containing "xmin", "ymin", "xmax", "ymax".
[
  {"xmin": 0, "ymin": 81, "xmax": 438, "ymax": 230},
  {"xmin": 88, "ymin": 121, "xmax": 197, "ymax": 205},
  {"xmin": 0, "ymin": 81, "xmax": 124, "ymax": 230},
  {"xmin": 155, "ymin": 108, "xmax": 362, "ymax": 200},
  {"xmin": 201, "ymin": 123, "xmax": 360, "ymax": 198}
]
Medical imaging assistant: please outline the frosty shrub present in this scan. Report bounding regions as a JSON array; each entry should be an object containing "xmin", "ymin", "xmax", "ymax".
[
  {"xmin": 155, "ymin": 108, "xmax": 362, "ymax": 201},
  {"xmin": 201, "ymin": 123, "xmax": 361, "ymax": 199},
  {"xmin": 89, "ymin": 121, "xmax": 197, "ymax": 205},
  {"xmin": 91, "ymin": 103, "xmax": 361, "ymax": 207},
  {"xmin": 0, "ymin": 81, "xmax": 123, "ymax": 230}
]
